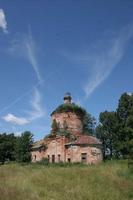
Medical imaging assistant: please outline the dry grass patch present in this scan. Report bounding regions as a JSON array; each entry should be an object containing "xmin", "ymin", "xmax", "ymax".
[{"xmin": 0, "ymin": 161, "xmax": 132, "ymax": 200}]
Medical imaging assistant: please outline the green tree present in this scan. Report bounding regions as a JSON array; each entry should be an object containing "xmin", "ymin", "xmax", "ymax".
[
  {"xmin": 116, "ymin": 93, "xmax": 133, "ymax": 158},
  {"xmin": 96, "ymin": 93, "xmax": 133, "ymax": 160},
  {"xmin": 117, "ymin": 93, "xmax": 133, "ymax": 125},
  {"xmin": 83, "ymin": 113, "xmax": 96, "ymax": 135},
  {"xmin": 96, "ymin": 124, "xmax": 107, "ymax": 160},
  {"xmin": 0, "ymin": 133, "xmax": 16, "ymax": 164},
  {"xmin": 96, "ymin": 111, "xmax": 118, "ymax": 159},
  {"xmin": 15, "ymin": 131, "xmax": 33, "ymax": 163}
]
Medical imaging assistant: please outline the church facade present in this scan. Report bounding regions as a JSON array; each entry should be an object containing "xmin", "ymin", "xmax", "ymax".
[{"xmin": 31, "ymin": 93, "xmax": 103, "ymax": 164}]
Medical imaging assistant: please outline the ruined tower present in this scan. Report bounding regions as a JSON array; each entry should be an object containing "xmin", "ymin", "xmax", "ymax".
[
  {"xmin": 51, "ymin": 93, "xmax": 84, "ymax": 136},
  {"xmin": 31, "ymin": 93, "xmax": 103, "ymax": 164}
]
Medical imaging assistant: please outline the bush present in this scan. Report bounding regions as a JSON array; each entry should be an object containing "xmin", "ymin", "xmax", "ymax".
[
  {"xmin": 128, "ymin": 159, "xmax": 133, "ymax": 172},
  {"xmin": 51, "ymin": 103, "xmax": 86, "ymax": 118},
  {"xmin": 37, "ymin": 158, "xmax": 49, "ymax": 165}
]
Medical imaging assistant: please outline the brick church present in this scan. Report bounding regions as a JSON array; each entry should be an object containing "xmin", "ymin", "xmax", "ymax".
[{"xmin": 31, "ymin": 93, "xmax": 103, "ymax": 164}]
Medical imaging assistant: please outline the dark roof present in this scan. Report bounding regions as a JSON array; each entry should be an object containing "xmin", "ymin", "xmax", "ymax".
[
  {"xmin": 75, "ymin": 135, "xmax": 101, "ymax": 144},
  {"xmin": 32, "ymin": 139, "xmax": 45, "ymax": 150},
  {"xmin": 64, "ymin": 92, "xmax": 72, "ymax": 99},
  {"xmin": 65, "ymin": 135, "xmax": 102, "ymax": 146},
  {"xmin": 32, "ymin": 144, "xmax": 43, "ymax": 149}
]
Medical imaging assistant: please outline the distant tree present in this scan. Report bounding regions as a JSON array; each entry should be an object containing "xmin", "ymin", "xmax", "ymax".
[
  {"xmin": 117, "ymin": 93, "xmax": 133, "ymax": 125},
  {"xmin": 96, "ymin": 125, "xmax": 107, "ymax": 160},
  {"xmin": 15, "ymin": 131, "xmax": 33, "ymax": 163},
  {"xmin": 96, "ymin": 111, "xmax": 118, "ymax": 159},
  {"xmin": 96, "ymin": 93, "xmax": 133, "ymax": 160},
  {"xmin": 116, "ymin": 93, "xmax": 133, "ymax": 158},
  {"xmin": 83, "ymin": 113, "xmax": 96, "ymax": 135},
  {"xmin": 0, "ymin": 133, "xmax": 16, "ymax": 164}
]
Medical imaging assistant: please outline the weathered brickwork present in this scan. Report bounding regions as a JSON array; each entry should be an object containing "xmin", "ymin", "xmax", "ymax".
[
  {"xmin": 52, "ymin": 112, "xmax": 83, "ymax": 136},
  {"xmin": 32, "ymin": 135, "xmax": 102, "ymax": 164},
  {"xmin": 31, "ymin": 93, "xmax": 103, "ymax": 164}
]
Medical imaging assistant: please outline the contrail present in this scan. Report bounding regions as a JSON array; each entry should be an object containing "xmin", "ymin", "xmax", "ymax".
[
  {"xmin": 24, "ymin": 31, "xmax": 43, "ymax": 82},
  {"xmin": 0, "ymin": 80, "xmax": 43, "ymax": 115},
  {"xmin": 83, "ymin": 24, "xmax": 133, "ymax": 98},
  {"xmin": 0, "ymin": 70, "xmax": 55, "ymax": 115}
]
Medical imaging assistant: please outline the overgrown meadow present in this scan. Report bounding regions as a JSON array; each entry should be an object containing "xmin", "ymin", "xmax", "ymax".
[{"xmin": 0, "ymin": 160, "xmax": 132, "ymax": 200}]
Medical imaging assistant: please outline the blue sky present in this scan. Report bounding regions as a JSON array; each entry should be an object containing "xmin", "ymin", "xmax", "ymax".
[{"xmin": 0, "ymin": 0, "xmax": 133, "ymax": 140}]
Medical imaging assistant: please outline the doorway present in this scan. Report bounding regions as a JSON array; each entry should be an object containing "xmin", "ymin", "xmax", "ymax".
[{"xmin": 52, "ymin": 155, "xmax": 55, "ymax": 163}]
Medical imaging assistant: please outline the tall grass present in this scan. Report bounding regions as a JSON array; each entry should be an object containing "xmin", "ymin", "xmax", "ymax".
[{"xmin": 0, "ymin": 161, "xmax": 132, "ymax": 200}]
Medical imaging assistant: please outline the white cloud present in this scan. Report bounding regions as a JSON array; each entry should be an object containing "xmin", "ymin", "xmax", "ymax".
[
  {"xmin": 1, "ymin": 31, "xmax": 45, "ymax": 126},
  {"xmin": 83, "ymin": 25, "xmax": 133, "ymax": 97},
  {"xmin": 0, "ymin": 9, "xmax": 8, "ymax": 33},
  {"xmin": 3, "ymin": 114, "xmax": 29, "ymax": 125},
  {"xmin": 2, "ymin": 88, "xmax": 45, "ymax": 126},
  {"xmin": 28, "ymin": 87, "xmax": 45, "ymax": 120}
]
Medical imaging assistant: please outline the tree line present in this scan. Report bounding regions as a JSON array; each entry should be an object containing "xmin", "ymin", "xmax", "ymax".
[
  {"xmin": 96, "ymin": 93, "xmax": 133, "ymax": 160},
  {"xmin": 0, "ymin": 131, "xmax": 33, "ymax": 164},
  {"xmin": 0, "ymin": 92, "xmax": 133, "ymax": 164},
  {"xmin": 50, "ymin": 93, "xmax": 133, "ymax": 161}
]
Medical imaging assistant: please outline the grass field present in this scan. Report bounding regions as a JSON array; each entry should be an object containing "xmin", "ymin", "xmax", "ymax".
[{"xmin": 0, "ymin": 161, "xmax": 132, "ymax": 200}]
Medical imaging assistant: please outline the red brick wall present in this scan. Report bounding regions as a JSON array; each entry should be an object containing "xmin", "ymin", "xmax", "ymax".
[
  {"xmin": 51, "ymin": 112, "xmax": 83, "ymax": 136},
  {"xmin": 65, "ymin": 145, "xmax": 103, "ymax": 164},
  {"xmin": 31, "ymin": 136, "xmax": 103, "ymax": 164}
]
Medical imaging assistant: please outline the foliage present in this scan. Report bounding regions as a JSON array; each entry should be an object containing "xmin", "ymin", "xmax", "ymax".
[
  {"xmin": 96, "ymin": 93, "xmax": 133, "ymax": 160},
  {"xmin": 63, "ymin": 120, "xmax": 68, "ymax": 131},
  {"xmin": 37, "ymin": 158, "xmax": 49, "ymax": 165},
  {"xmin": 0, "ymin": 133, "xmax": 16, "ymax": 164},
  {"xmin": 51, "ymin": 103, "xmax": 96, "ymax": 136},
  {"xmin": 51, "ymin": 103, "xmax": 87, "ymax": 118},
  {"xmin": 83, "ymin": 113, "xmax": 96, "ymax": 135},
  {"xmin": 116, "ymin": 93, "xmax": 133, "ymax": 158},
  {"xmin": 96, "ymin": 111, "xmax": 118, "ymax": 159},
  {"xmin": 117, "ymin": 93, "xmax": 133, "ymax": 125},
  {"xmin": 15, "ymin": 131, "xmax": 33, "ymax": 163},
  {"xmin": 51, "ymin": 119, "xmax": 59, "ymax": 135}
]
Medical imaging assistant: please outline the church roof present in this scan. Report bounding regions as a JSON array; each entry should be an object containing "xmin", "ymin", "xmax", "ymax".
[
  {"xmin": 74, "ymin": 135, "xmax": 101, "ymax": 145},
  {"xmin": 65, "ymin": 135, "xmax": 102, "ymax": 146},
  {"xmin": 32, "ymin": 144, "xmax": 43, "ymax": 149},
  {"xmin": 31, "ymin": 139, "xmax": 46, "ymax": 150}
]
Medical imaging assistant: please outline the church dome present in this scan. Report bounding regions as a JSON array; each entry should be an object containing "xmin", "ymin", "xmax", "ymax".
[
  {"xmin": 51, "ymin": 93, "xmax": 86, "ymax": 118},
  {"xmin": 50, "ymin": 93, "xmax": 86, "ymax": 136}
]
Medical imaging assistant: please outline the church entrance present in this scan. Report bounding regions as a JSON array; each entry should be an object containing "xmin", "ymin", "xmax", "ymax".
[{"xmin": 52, "ymin": 155, "xmax": 55, "ymax": 163}]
